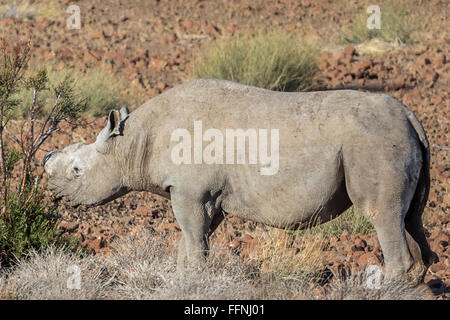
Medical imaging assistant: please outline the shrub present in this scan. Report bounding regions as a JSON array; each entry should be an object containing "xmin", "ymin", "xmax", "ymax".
[
  {"xmin": 342, "ymin": 0, "xmax": 416, "ymax": 44},
  {"xmin": 13, "ymin": 66, "xmax": 127, "ymax": 118},
  {"xmin": 0, "ymin": 39, "xmax": 82, "ymax": 267},
  {"xmin": 191, "ymin": 29, "xmax": 319, "ymax": 92}
]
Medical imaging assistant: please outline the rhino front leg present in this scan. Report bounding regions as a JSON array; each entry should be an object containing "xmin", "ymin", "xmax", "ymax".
[{"xmin": 170, "ymin": 187, "xmax": 210, "ymax": 271}]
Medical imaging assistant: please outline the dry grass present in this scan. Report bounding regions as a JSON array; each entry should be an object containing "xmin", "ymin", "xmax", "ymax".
[
  {"xmin": 0, "ymin": 0, "xmax": 62, "ymax": 21},
  {"xmin": 326, "ymin": 273, "xmax": 433, "ymax": 300},
  {"xmin": 341, "ymin": 0, "xmax": 419, "ymax": 45},
  {"xmin": 302, "ymin": 207, "xmax": 376, "ymax": 238},
  {"xmin": 0, "ymin": 227, "xmax": 432, "ymax": 300},
  {"xmin": 191, "ymin": 29, "xmax": 319, "ymax": 92},
  {"xmin": 12, "ymin": 65, "xmax": 128, "ymax": 118},
  {"xmin": 1, "ymin": 247, "xmax": 110, "ymax": 299}
]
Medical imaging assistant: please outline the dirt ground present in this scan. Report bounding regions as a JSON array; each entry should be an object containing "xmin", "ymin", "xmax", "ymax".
[{"xmin": 0, "ymin": 0, "xmax": 448, "ymax": 299}]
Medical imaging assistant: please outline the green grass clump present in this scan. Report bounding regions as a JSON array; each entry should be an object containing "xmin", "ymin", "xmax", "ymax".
[
  {"xmin": 342, "ymin": 1, "xmax": 416, "ymax": 44},
  {"xmin": 13, "ymin": 66, "xmax": 127, "ymax": 118},
  {"xmin": 191, "ymin": 29, "xmax": 319, "ymax": 92},
  {"xmin": 302, "ymin": 207, "xmax": 375, "ymax": 238}
]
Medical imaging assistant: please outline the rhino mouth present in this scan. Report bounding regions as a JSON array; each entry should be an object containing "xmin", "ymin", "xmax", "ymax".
[{"xmin": 47, "ymin": 180, "xmax": 82, "ymax": 206}]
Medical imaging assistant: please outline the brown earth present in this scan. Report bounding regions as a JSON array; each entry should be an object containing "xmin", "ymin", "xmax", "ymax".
[{"xmin": 0, "ymin": 0, "xmax": 448, "ymax": 299}]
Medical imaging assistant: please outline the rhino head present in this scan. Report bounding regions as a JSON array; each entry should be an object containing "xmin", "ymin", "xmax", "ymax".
[{"xmin": 44, "ymin": 107, "xmax": 131, "ymax": 206}]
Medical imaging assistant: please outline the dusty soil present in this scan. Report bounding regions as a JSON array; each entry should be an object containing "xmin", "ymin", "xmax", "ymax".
[{"xmin": 0, "ymin": 0, "xmax": 448, "ymax": 299}]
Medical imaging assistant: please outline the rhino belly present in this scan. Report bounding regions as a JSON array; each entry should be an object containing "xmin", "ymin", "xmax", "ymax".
[{"xmin": 220, "ymin": 145, "xmax": 351, "ymax": 229}]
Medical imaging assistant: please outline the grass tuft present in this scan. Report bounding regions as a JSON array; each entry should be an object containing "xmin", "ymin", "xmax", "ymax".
[
  {"xmin": 303, "ymin": 207, "xmax": 376, "ymax": 238},
  {"xmin": 342, "ymin": 0, "xmax": 417, "ymax": 44},
  {"xmin": 191, "ymin": 29, "xmax": 319, "ymax": 92}
]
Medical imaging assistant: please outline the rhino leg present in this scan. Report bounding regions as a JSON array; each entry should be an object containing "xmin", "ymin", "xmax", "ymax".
[
  {"xmin": 170, "ymin": 187, "xmax": 213, "ymax": 271},
  {"xmin": 343, "ymin": 146, "xmax": 422, "ymax": 281}
]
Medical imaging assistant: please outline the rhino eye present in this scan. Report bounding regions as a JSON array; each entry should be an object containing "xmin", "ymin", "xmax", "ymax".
[{"xmin": 73, "ymin": 166, "xmax": 82, "ymax": 177}]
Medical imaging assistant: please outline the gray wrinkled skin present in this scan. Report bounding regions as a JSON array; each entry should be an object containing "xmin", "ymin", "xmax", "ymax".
[{"xmin": 44, "ymin": 79, "xmax": 436, "ymax": 284}]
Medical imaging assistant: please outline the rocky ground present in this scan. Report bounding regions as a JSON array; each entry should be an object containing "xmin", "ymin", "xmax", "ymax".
[{"xmin": 0, "ymin": 0, "xmax": 448, "ymax": 299}]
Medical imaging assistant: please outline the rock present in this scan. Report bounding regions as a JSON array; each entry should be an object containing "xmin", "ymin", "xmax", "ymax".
[
  {"xmin": 87, "ymin": 236, "xmax": 107, "ymax": 253},
  {"xmin": 340, "ymin": 230, "xmax": 349, "ymax": 242},
  {"xmin": 418, "ymin": 56, "xmax": 432, "ymax": 66},
  {"xmin": 427, "ymin": 279, "xmax": 443, "ymax": 289},
  {"xmin": 343, "ymin": 45, "xmax": 356, "ymax": 58},
  {"xmin": 429, "ymin": 263, "xmax": 444, "ymax": 273},
  {"xmin": 431, "ymin": 96, "xmax": 443, "ymax": 105},
  {"xmin": 58, "ymin": 221, "xmax": 79, "ymax": 232},
  {"xmin": 354, "ymin": 238, "xmax": 367, "ymax": 249},
  {"xmin": 89, "ymin": 30, "xmax": 105, "ymax": 40},
  {"xmin": 434, "ymin": 53, "xmax": 446, "ymax": 66},
  {"xmin": 230, "ymin": 238, "xmax": 241, "ymax": 250},
  {"xmin": 156, "ymin": 81, "xmax": 166, "ymax": 91},
  {"xmin": 149, "ymin": 57, "xmax": 167, "ymax": 69},
  {"xmin": 164, "ymin": 33, "xmax": 177, "ymax": 43},
  {"xmin": 206, "ymin": 24, "xmax": 220, "ymax": 35},
  {"xmin": 181, "ymin": 20, "xmax": 196, "ymax": 32},
  {"xmin": 357, "ymin": 252, "xmax": 381, "ymax": 266}
]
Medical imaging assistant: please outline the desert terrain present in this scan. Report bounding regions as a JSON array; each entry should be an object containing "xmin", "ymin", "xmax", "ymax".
[{"xmin": 0, "ymin": 0, "xmax": 448, "ymax": 299}]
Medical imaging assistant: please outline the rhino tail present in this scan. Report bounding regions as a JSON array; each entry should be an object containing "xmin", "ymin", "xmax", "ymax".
[{"xmin": 403, "ymin": 105, "xmax": 438, "ymax": 269}]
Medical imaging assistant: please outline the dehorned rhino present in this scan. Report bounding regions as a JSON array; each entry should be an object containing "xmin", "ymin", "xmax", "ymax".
[{"xmin": 44, "ymin": 79, "xmax": 436, "ymax": 284}]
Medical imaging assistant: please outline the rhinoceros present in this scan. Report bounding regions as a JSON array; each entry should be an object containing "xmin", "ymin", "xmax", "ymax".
[{"xmin": 43, "ymin": 79, "xmax": 436, "ymax": 284}]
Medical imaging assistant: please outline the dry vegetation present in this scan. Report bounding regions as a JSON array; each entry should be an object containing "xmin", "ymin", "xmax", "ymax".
[
  {"xmin": 12, "ymin": 64, "xmax": 128, "ymax": 118},
  {"xmin": 0, "ymin": 0, "xmax": 447, "ymax": 300},
  {"xmin": 0, "ymin": 227, "xmax": 433, "ymax": 300},
  {"xmin": 191, "ymin": 29, "xmax": 319, "ymax": 92}
]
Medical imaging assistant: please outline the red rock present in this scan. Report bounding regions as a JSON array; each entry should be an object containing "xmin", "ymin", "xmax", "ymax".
[
  {"xmin": 206, "ymin": 24, "xmax": 220, "ymax": 35},
  {"xmin": 431, "ymin": 96, "xmax": 443, "ymax": 105},
  {"xmin": 434, "ymin": 53, "xmax": 446, "ymax": 65},
  {"xmin": 230, "ymin": 238, "xmax": 241, "ymax": 249},
  {"xmin": 418, "ymin": 56, "xmax": 432, "ymax": 66},
  {"xmin": 357, "ymin": 252, "xmax": 381, "ymax": 266},
  {"xmin": 340, "ymin": 230, "xmax": 349, "ymax": 242},
  {"xmin": 149, "ymin": 57, "xmax": 167, "ymax": 69},
  {"xmin": 343, "ymin": 45, "xmax": 356, "ymax": 58},
  {"xmin": 181, "ymin": 20, "xmax": 195, "ymax": 32},
  {"xmin": 58, "ymin": 221, "xmax": 79, "ymax": 232},
  {"xmin": 156, "ymin": 81, "xmax": 166, "ymax": 91},
  {"xmin": 164, "ymin": 33, "xmax": 177, "ymax": 43},
  {"xmin": 429, "ymin": 263, "xmax": 444, "ymax": 273},
  {"xmin": 89, "ymin": 30, "xmax": 105, "ymax": 40},
  {"xmin": 87, "ymin": 237, "xmax": 107, "ymax": 253}
]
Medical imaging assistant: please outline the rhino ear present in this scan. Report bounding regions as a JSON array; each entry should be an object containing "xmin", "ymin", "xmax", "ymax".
[
  {"xmin": 119, "ymin": 106, "xmax": 130, "ymax": 121},
  {"xmin": 95, "ymin": 110, "xmax": 122, "ymax": 153}
]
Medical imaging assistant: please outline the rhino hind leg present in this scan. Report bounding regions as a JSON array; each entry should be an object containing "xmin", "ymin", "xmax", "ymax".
[{"xmin": 343, "ymin": 147, "xmax": 424, "ymax": 283}]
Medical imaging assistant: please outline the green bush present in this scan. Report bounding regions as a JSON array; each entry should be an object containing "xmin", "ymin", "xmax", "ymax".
[
  {"xmin": 342, "ymin": 1, "xmax": 416, "ymax": 44},
  {"xmin": 13, "ymin": 66, "xmax": 127, "ymax": 118},
  {"xmin": 0, "ymin": 40, "xmax": 82, "ymax": 267},
  {"xmin": 0, "ymin": 180, "xmax": 79, "ymax": 267},
  {"xmin": 191, "ymin": 29, "xmax": 319, "ymax": 92}
]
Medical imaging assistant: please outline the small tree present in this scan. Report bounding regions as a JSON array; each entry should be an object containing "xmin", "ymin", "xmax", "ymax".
[{"xmin": 0, "ymin": 39, "xmax": 86, "ymax": 266}]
